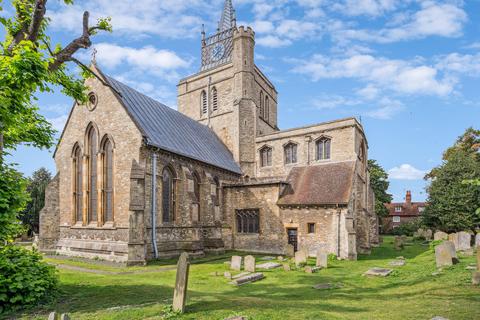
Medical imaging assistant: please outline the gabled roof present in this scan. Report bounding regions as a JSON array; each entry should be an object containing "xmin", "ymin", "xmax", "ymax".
[
  {"xmin": 278, "ymin": 161, "xmax": 355, "ymax": 206},
  {"xmin": 103, "ymin": 75, "xmax": 242, "ymax": 175}
]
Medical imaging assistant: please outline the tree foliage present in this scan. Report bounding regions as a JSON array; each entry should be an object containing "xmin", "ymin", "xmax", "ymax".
[
  {"xmin": 20, "ymin": 167, "xmax": 51, "ymax": 234},
  {"xmin": 422, "ymin": 128, "xmax": 480, "ymax": 232},
  {"xmin": 368, "ymin": 159, "xmax": 393, "ymax": 217}
]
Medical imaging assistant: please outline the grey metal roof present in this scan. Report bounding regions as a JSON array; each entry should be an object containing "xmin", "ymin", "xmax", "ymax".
[{"xmin": 104, "ymin": 75, "xmax": 242, "ymax": 174}]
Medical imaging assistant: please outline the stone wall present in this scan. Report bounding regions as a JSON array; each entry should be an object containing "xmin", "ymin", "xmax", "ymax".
[{"xmin": 39, "ymin": 174, "xmax": 60, "ymax": 252}]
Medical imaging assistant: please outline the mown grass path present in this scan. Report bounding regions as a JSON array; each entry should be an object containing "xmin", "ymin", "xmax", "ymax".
[{"xmin": 15, "ymin": 237, "xmax": 480, "ymax": 320}]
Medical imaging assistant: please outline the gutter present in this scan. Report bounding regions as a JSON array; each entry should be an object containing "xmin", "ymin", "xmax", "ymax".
[{"xmin": 151, "ymin": 152, "xmax": 159, "ymax": 259}]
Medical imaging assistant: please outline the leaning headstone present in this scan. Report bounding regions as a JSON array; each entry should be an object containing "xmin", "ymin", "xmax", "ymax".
[
  {"xmin": 435, "ymin": 243, "xmax": 454, "ymax": 268},
  {"xmin": 231, "ymin": 272, "xmax": 264, "ymax": 286},
  {"xmin": 60, "ymin": 314, "xmax": 70, "ymax": 320},
  {"xmin": 294, "ymin": 250, "xmax": 307, "ymax": 266},
  {"xmin": 434, "ymin": 231, "xmax": 448, "ymax": 241},
  {"xmin": 425, "ymin": 229, "xmax": 433, "ymax": 240},
  {"xmin": 283, "ymin": 263, "xmax": 291, "ymax": 271},
  {"xmin": 256, "ymin": 262, "xmax": 281, "ymax": 270},
  {"xmin": 473, "ymin": 272, "xmax": 480, "ymax": 285},
  {"xmin": 458, "ymin": 231, "xmax": 471, "ymax": 251},
  {"xmin": 230, "ymin": 256, "xmax": 242, "ymax": 271},
  {"xmin": 363, "ymin": 268, "xmax": 393, "ymax": 277},
  {"xmin": 448, "ymin": 233, "xmax": 459, "ymax": 250},
  {"xmin": 173, "ymin": 252, "xmax": 190, "ymax": 313},
  {"xmin": 285, "ymin": 244, "xmax": 295, "ymax": 257},
  {"xmin": 244, "ymin": 255, "xmax": 256, "ymax": 273},
  {"xmin": 316, "ymin": 249, "xmax": 328, "ymax": 268},
  {"xmin": 48, "ymin": 312, "xmax": 57, "ymax": 320}
]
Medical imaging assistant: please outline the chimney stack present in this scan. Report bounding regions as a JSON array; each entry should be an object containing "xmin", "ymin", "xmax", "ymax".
[{"xmin": 406, "ymin": 190, "xmax": 412, "ymax": 205}]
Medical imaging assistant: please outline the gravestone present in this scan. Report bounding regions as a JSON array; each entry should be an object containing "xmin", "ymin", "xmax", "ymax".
[
  {"xmin": 260, "ymin": 256, "xmax": 275, "ymax": 261},
  {"xmin": 316, "ymin": 249, "xmax": 328, "ymax": 268},
  {"xmin": 389, "ymin": 259, "xmax": 406, "ymax": 267},
  {"xmin": 283, "ymin": 263, "xmax": 291, "ymax": 271},
  {"xmin": 475, "ymin": 234, "xmax": 480, "ymax": 248},
  {"xmin": 285, "ymin": 244, "xmax": 295, "ymax": 257},
  {"xmin": 443, "ymin": 241, "xmax": 459, "ymax": 263},
  {"xmin": 448, "ymin": 233, "xmax": 459, "ymax": 250},
  {"xmin": 60, "ymin": 314, "xmax": 70, "ymax": 320},
  {"xmin": 224, "ymin": 271, "xmax": 232, "ymax": 279},
  {"xmin": 244, "ymin": 255, "xmax": 256, "ymax": 273},
  {"xmin": 48, "ymin": 312, "xmax": 57, "ymax": 320},
  {"xmin": 231, "ymin": 272, "xmax": 264, "ymax": 286},
  {"xmin": 415, "ymin": 228, "xmax": 425, "ymax": 238},
  {"xmin": 458, "ymin": 231, "xmax": 471, "ymax": 251},
  {"xmin": 363, "ymin": 268, "xmax": 393, "ymax": 277},
  {"xmin": 295, "ymin": 250, "xmax": 307, "ymax": 266},
  {"xmin": 435, "ymin": 242, "xmax": 454, "ymax": 268},
  {"xmin": 434, "ymin": 231, "xmax": 448, "ymax": 241},
  {"xmin": 232, "ymin": 272, "xmax": 251, "ymax": 280},
  {"xmin": 231, "ymin": 256, "xmax": 242, "ymax": 271},
  {"xmin": 394, "ymin": 236, "xmax": 403, "ymax": 250},
  {"xmin": 173, "ymin": 252, "xmax": 190, "ymax": 313},
  {"xmin": 473, "ymin": 272, "xmax": 480, "ymax": 285},
  {"xmin": 256, "ymin": 262, "xmax": 281, "ymax": 270},
  {"xmin": 305, "ymin": 266, "xmax": 321, "ymax": 273},
  {"xmin": 425, "ymin": 229, "xmax": 433, "ymax": 240},
  {"xmin": 277, "ymin": 256, "xmax": 285, "ymax": 261}
]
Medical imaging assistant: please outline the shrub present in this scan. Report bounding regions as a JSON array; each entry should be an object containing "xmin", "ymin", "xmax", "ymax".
[
  {"xmin": 0, "ymin": 246, "xmax": 58, "ymax": 313},
  {"xmin": 392, "ymin": 219, "xmax": 422, "ymax": 236},
  {"xmin": 327, "ymin": 254, "xmax": 338, "ymax": 262}
]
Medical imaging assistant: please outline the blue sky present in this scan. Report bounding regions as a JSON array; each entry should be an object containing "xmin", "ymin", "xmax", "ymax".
[{"xmin": 3, "ymin": 0, "xmax": 480, "ymax": 202}]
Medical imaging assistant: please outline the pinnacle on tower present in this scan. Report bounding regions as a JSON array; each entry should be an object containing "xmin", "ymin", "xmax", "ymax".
[{"xmin": 218, "ymin": 0, "xmax": 236, "ymax": 32}]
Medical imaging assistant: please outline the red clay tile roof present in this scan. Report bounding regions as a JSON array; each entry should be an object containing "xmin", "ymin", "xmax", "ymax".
[{"xmin": 277, "ymin": 161, "xmax": 355, "ymax": 206}]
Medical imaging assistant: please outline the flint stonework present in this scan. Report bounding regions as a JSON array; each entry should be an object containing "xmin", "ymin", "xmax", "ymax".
[{"xmin": 173, "ymin": 252, "xmax": 190, "ymax": 313}]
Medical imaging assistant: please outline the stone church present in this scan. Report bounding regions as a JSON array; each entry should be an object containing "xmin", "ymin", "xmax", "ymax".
[{"xmin": 39, "ymin": 0, "xmax": 378, "ymax": 265}]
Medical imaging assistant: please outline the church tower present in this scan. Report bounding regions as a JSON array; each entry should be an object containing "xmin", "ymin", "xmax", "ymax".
[{"xmin": 177, "ymin": 0, "xmax": 278, "ymax": 177}]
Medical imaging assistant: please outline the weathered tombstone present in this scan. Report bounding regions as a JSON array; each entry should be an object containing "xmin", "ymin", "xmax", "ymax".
[
  {"xmin": 48, "ymin": 312, "xmax": 57, "ymax": 320},
  {"xmin": 316, "ymin": 249, "xmax": 328, "ymax": 268},
  {"xmin": 256, "ymin": 262, "xmax": 281, "ymax": 270},
  {"xmin": 448, "ymin": 233, "xmax": 459, "ymax": 250},
  {"xmin": 294, "ymin": 250, "xmax": 307, "ymax": 266},
  {"xmin": 244, "ymin": 255, "xmax": 256, "ymax": 273},
  {"xmin": 60, "ymin": 314, "xmax": 70, "ymax": 320},
  {"xmin": 443, "ymin": 241, "xmax": 459, "ymax": 263},
  {"xmin": 458, "ymin": 231, "xmax": 471, "ymax": 251},
  {"xmin": 425, "ymin": 229, "xmax": 433, "ymax": 240},
  {"xmin": 363, "ymin": 268, "xmax": 393, "ymax": 277},
  {"xmin": 473, "ymin": 272, "xmax": 480, "ymax": 285},
  {"xmin": 389, "ymin": 259, "xmax": 406, "ymax": 267},
  {"xmin": 260, "ymin": 256, "xmax": 275, "ymax": 261},
  {"xmin": 173, "ymin": 252, "xmax": 190, "ymax": 313},
  {"xmin": 283, "ymin": 263, "xmax": 291, "ymax": 271},
  {"xmin": 231, "ymin": 272, "xmax": 264, "ymax": 286},
  {"xmin": 475, "ymin": 234, "xmax": 480, "ymax": 248},
  {"xmin": 416, "ymin": 228, "xmax": 425, "ymax": 239},
  {"xmin": 277, "ymin": 256, "xmax": 284, "ymax": 261},
  {"xmin": 435, "ymin": 242, "xmax": 454, "ymax": 268},
  {"xmin": 224, "ymin": 271, "xmax": 232, "ymax": 279},
  {"xmin": 394, "ymin": 236, "xmax": 403, "ymax": 250},
  {"xmin": 230, "ymin": 256, "xmax": 242, "ymax": 271},
  {"xmin": 434, "ymin": 231, "xmax": 448, "ymax": 241},
  {"xmin": 285, "ymin": 244, "xmax": 294, "ymax": 257}
]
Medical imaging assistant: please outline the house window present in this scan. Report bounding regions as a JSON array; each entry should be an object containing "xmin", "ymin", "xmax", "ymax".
[
  {"xmin": 211, "ymin": 87, "xmax": 218, "ymax": 111},
  {"xmin": 259, "ymin": 91, "xmax": 264, "ymax": 119},
  {"xmin": 236, "ymin": 209, "xmax": 259, "ymax": 234},
  {"xmin": 260, "ymin": 146, "xmax": 272, "ymax": 167},
  {"xmin": 101, "ymin": 137, "xmax": 114, "ymax": 223},
  {"xmin": 86, "ymin": 125, "xmax": 98, "ymax": 224},
  {"xmin": 72, "ymin": 144, "xmax": 83, "ymax": 223},
  {"xmin": 264, "ymin": 96, "xmax": 270, "ymax": 122},
  {"xmin": 316, "ymin": 138, "xmax": 331, "ymax": 160},
  {"xmin": 284, "ymin": 143, "xmax": 297, "ymax": 164},
  {"xmin": 201, "ymin": 90, "xmax": 207, "ymax": 114},
  {"xmin": 395, "ymin": 206, "xmax": 402, "ymax": 212},
  {"xmin": 393, "ymin": 216, "xmax": 401, "ymax": 223},
  {"xmin": 162, "ymin": 167, "xmax": 175, "ymax": 223},
  {"xmin": 307, "ymin": 223, "xmax": 315, "ymax": 234}
]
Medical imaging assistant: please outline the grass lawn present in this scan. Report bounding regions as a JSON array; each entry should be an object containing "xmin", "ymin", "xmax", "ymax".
[{"xmin": 12, "ymin": 236, "xmax": 480, "ymax": 320}]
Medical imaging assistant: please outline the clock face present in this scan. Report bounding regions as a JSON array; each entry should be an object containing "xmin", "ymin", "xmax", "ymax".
[{"xmin": 211, "ymin": 43, "xmax": 225, "ymax": 61}]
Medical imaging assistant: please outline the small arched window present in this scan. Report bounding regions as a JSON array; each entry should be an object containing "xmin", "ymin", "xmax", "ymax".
[
  {"xmin": 86, "ymin": 125, "xmax": 98, "ymax": 224},
  {"xmin": 316, "ymin": 137, "xmax": 331, "ymax": 160},
  {"xmin": 259, "ymin": 91, "xmax": 264, "ymax": 119},
  {"xmin": 101, "ymin": 137, "xmax": 114, "ymax": 224},
  {"xmin": 72, "ymin": 144, "xmax": 83, "ymax": 223},
  {"xmin": 260, "ymin": 146, "xmax": 272, "ymax": 167},
  {"xmin": 284, "ymin": 143, "xmax": 297, "ymax": 164},
  {"xmin": 265, "ymin": 96, "xmax": 270, "ymax": 122},
  {"xmin": 162, "ymin": 167, "xmax": 175, "ymax": 223},
  {"xmin": 201, "ymin": 90, "xmax": 207, "ymax": 115},
  {"xmin": 211, "ymin": 87, "xmax": 218, "ymax": 111}
]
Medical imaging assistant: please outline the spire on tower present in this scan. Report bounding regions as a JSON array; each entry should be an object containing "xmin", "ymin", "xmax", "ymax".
[{"xmin": 218, "ymin": 0, "xmax": 236, "ymax": 32}]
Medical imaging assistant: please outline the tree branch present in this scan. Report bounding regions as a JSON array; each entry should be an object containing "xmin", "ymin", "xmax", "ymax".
[
  {"xmin": 26, "ymin": 0, "xmax": 48, "ymax": 42},
  {"xmin": 70, "ymin": 57, "xmax": 122, "ymax": 96}
]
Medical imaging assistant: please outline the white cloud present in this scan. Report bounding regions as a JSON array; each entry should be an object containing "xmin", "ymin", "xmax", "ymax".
[
  {"xmin": 333, "ymin": 0, "xmax": 399, "ymax": 17},
  {"xmin": 366, "ymin": 97, "xmax": 404, "ymax": 119},
  {"xmin": 48, "ymin": 114, "xmax": 69, "ymax": 131},
  {"xmin": 257, "ymin": 35, "xmax": 292, "ymax": 48},
  {"xmin": 389, "ymin": 164, "xmax": 426, "ymax": 180},
  {"xmin": 435, "ymin": 53, "xmax": 480, "ymax": 76},
  {"xmin": 293, "ymin": 54, "xmax": 454, "ymax": 96}
]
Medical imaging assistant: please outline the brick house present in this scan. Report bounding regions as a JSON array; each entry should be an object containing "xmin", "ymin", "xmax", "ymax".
[
  {"xmin": 383, "ymin": 191, "xmax": 426, "ymax": 233},
  {"xmin": 39, "ymin": 0, "xmax": 378, "ymax": 264}
]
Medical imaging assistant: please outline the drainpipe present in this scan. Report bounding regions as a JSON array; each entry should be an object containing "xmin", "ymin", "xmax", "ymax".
[
  {"xmin": 151, "ymin": 152, "xmax": 159, "ymax": 259},
  {"xmin": 337, "ymin": 207, "xmax": 341, "ymax": 257}
]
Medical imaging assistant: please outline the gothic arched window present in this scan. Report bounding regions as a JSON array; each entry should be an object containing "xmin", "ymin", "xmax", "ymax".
[
  {"xmin": 259, "ymin": 91, "xmax": 264, "ymax": 119},
  {"xmin": 265, "ymin": 96, "xmax": 270, "ymax": 122},
  {"xmin": 86, "ymin": 125, "xmax": 98, "ymax": 224},
  {"xmin": 212, "ymin": 87, "xmax": 218, "ymax": 111},
  {"xmin": 316, "ymin": 137, "xmax": 331, "ymax": 160},
  {"xmin": 72, "ymin": 144, "xmax": 83, "ymax": 223},
  {"xmin": 201, "ymin": 90, "xmax": 207, "ymax": 115},
  {"xmin": 101, "ymin": 137, "xmax": 114, "ymax": 224},
  {"xmin": 260, "ymin": 146, "xmax": 272, "ymax": 167},
  {"xmin": 162, "ymin": 167, "xmax": 176, "ymax": 223},
  {"xmin": 284, "ymin": 143, "xmax": 297, "ymax": 164}
]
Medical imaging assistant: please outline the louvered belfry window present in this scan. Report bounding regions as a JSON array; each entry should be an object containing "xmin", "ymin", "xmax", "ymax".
[
  {"xmin": 201, "ymin": 90, "xmax": 207, "ymax": 114},
  {"xmin": 212, "ymin": 87, "xmax": 218, "ymax": 111}
]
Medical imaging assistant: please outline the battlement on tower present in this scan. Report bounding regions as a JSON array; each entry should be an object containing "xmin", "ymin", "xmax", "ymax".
[{"xmin": 234, "ymin": 26, "xmax": 255, "ymax": 39}]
